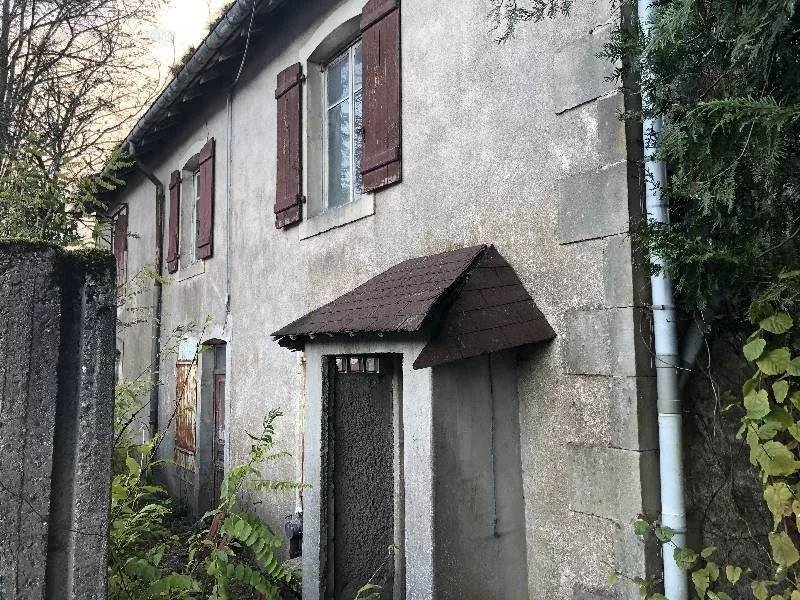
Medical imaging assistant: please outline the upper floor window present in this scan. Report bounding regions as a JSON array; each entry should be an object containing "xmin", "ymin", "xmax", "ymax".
[
  {"xmin": 190, "ymin": 169, "xmax": 201, "ymax": 263},
  {"xmin": 324, "ymin": 40, "xmax": 363, "ymax": 211}
]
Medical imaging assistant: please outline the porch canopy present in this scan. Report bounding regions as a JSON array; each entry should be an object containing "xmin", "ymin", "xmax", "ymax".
[{"xmin": 271, "ymin": 245, "xmax": 555, "ymax": 369}]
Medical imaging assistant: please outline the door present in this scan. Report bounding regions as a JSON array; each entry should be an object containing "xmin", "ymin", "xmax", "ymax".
[
  {"xmin": 212, "ymin": 345, "xmax": 226, "ymax": 503},
  {"xmin": 328, "ymin": 355, "xmax": 395, "ymax": 600}
]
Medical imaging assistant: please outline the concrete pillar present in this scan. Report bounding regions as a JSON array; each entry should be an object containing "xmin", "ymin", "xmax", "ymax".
[{"xmin": 0, "ymin": 241, "xmax": 116, "ymax": 600}]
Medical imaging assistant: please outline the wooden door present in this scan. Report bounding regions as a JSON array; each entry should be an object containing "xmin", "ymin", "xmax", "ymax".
[
  {"xmin": 211, "ymin": 341, "xmax": 226, "ymax": 504},
  {"xmin": 328, "ymin": 355, "xmax": 394, "ymax": 600}
]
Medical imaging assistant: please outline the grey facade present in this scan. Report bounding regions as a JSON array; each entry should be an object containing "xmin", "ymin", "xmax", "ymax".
[{"xmin": 110, "ymin": 0, "xmax": 660, "ymax": 597}]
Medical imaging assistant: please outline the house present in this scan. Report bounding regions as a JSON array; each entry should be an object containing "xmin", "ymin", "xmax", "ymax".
[{"xmin": 108, "ymin": 0, "xmax": 661, "ymax": 598}]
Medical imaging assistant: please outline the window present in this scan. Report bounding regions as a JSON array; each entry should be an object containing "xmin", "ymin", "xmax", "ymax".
[
  {"xmin": 191, "ymin": 169, "xmax": 201, "ymax": 262},
  {"xmin": 324, "ymin": 40, "xmax": 363, "ymax": 211},
  {"xmin": 178, "ymin": 166, "xmax": 200, "ymax": 268}
]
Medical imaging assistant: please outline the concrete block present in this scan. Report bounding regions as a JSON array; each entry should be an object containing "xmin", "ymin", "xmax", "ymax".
[
  {"xmin": 572, "ymin": 586, "xmax": 616, "ymax": 600},
  {"xmin": 564, "ymin": 308, "xmax": 612, "ymax": 375},
  {"xmin": 552, "ymin": 26, "xmax": 617, "ymax": 114},
  {"xmin": 0, "ymin": 242, "xmax": 115, "ymax": 600},
  {"xmin": 568, "ymin": 445, "xmax": 660, "ymax": 524},
  {"xmin": 608, "ymin": 307, "xmax": 655, "ymax": 378},
  {"xmin": 564, "ymin": 307, "xmax": 654, "ymax": 377},
  {"xmin": 608, "ymin": 377, "xmax": 658, "ymax": 452},
  {"xmin": 596, "ymin": 92, "xmax": 629, "ymax": 168},
  {"xmin": 613, "ymin": 523, "xmax": 661, "ymax": 583},
  {"xmin": 558, "ymin": 162, "xmax": 634, "ymax": 244},
  {"xmin": 603, "ymin": 232, "xmax": 651, "ymax": 309}
]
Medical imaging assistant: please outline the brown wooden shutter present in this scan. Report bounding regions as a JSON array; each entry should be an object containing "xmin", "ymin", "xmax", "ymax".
[
  {"xmin": 197, "ymin": 138, "xmax": 215, "ymax": 259},
  {"xmin": 361, "ymin": 0, "xmax": 401, "ymax": 192},
  {"xmin": 275, "ymin": 62, "xmax": 303, "ymax": 229},
  {"xmin": 113, "ymin": 209, "xmax": 128, "ymax": 284},
  {"xmin": 166, "ymin": 170, "xmax": 181, "ymax": 274}
]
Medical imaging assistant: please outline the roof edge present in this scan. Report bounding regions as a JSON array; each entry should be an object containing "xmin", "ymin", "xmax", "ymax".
[{"xmin": 124, "ymin": 0, "xmax": 284, "ymax": 153}]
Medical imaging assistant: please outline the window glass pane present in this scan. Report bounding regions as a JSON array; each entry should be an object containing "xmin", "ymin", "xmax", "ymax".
[
  {"xmin": 353, "ymin": 42, "xmax": 362, "ymax": 91},
  {"xmin": 214, "ymin": 345, "xmax": 226, "ymax": 370},
  {"xmin": 353, "ymin": 88, "xmax": 363, "ymax": 198},
  {"xmin": 326, "ymin": 51, "xmax": 349, "ymax": 108},
  {"xmin": 192, "ymin": 171, "xmax": 200, "ymax": 260},
  {"xmin": 327, "ymin": 100, "xmax": 351, "ymax": 208}
]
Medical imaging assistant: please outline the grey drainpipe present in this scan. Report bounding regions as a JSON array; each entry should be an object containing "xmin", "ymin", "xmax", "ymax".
[{"xmin": 127, "ymin": 141, "xmax": 165, "ymax": 437}]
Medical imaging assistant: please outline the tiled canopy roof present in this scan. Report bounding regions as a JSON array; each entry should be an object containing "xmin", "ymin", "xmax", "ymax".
[{"xmin": 272, "ymin": 245, "xmax": 555, "ymax": 368}]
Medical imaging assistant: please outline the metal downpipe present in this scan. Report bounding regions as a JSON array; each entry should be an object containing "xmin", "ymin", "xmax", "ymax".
[
  {"xmin": 127, "ymin": 142, "xmax": 165, "ymax": 437},
  {"xmin": 638, "ymin": 0, "xmax": 688, "ymax": 596}
]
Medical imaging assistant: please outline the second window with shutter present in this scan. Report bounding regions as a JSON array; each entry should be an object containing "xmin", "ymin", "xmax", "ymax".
[{"xmin": 280, "ymin": 0, "xmax": 401, "ymax": 236}]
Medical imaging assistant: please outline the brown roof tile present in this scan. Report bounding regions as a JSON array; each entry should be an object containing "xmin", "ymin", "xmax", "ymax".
[{"xmin": 272, "ymin": 245, "xmax": 556, "ymax": 367}]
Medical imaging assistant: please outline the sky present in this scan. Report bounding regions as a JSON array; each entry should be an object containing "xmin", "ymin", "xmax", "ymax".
[{"xmin": 148, "ymin": 0, "xmax": 231, "ymax": 68}]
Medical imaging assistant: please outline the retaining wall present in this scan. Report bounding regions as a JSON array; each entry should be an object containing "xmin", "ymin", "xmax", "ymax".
[{"xmin": 0, "ymin": 241, "xmax": 116, "ymax": 600}]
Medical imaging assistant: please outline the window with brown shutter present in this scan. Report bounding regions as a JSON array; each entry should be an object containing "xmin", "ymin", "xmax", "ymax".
[
  {"xmin": 360, "ymin": 0, "xmax": 401, "ymax": 192},
  {"xmin": 167, "ymin": 171, "xmax": 180, "ymax": 273},
  {"xmin": 112, "ymin": 208, "xmax": 128, "ymax": 286},
  {"xmin": 275, "ymin": 62, "xmax": 303, "ymax": 229},
  {"xmin": 196, "ymin": 138, "xmax": 214, "ymax": 260}
]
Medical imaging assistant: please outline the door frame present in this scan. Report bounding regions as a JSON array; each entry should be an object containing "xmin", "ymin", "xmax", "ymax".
[{"xmin": 301, "ymin": 339, "xmax": 433, "ymax": 600}]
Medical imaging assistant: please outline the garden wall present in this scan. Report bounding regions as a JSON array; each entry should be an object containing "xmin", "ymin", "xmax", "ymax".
[{"xmin": 0, "ymin": 241, "xmax": 116, "ymax": 600}]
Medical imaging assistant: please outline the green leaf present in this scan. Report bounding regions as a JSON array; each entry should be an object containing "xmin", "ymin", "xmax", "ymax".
[
  {"xmin": 760, "ymin": 313, "xmax": 794, "ymax": 334},
  {"xmin": 633, "ymin": 517, "xmax": 650, "ymax": 537},
  {"xmin": 655, "ymin": 525, "xmax": 675, "ymax": 542},
  {"xmin": 725, "ymin": 564, "xmax": 742, "ymax": 584},
  {"xmin": 708, "ymin": 592, "xmax": 732, "ymax": 600},
  {"xmin": 674, "ymin": 546, "xmax": 698, "ymax": 570},
  {"xmin": 772, "ymin": 380, "xmax": 789, "ymax": 403},
  {"xmin": 125, "ymin": 456, "xmax": 141, "ymax": 478},
  {"xmin": 744, "ymin": 338, "xmax": 767, "ymax": 361},
  {"xmin": 606, "ymin": 572, "xmax": 620, "ymax": 585},
  {"xmin": 764, "ymin": 483, "xmax": 793, "ymax": 529},
  {"xmin": 757, "ymin": 348, "xmax": 792, "ymax": 375},
  {"xmin": 751, "ymin": 580, "xmax": 771, "ymax": 600},
  {"xmin": 788, "ymin": 358, "xmax": 800, "ymax": 377},
  {"xmin": 700, "ymin": 546, "xmax": 716, "ymax": 559},
  {"xmin": 692, "ymin": 568, "xmax": 710, "ymax": 598},
  {"xmin": 745, "ymin": 389, "xmax": 771, "ymax": 420},
  {"xmin": 756, "ymin": 441, "xmax": 800, "ymax": 476},
  {"xmin": 769, "ymin": 531, "xmax": 799, "ymax": 567}
]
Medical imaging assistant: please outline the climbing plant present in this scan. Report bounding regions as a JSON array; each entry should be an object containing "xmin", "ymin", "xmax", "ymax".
[{"xmin": 609, "ymin": 274, "xmax": 800, "ymax": 599}]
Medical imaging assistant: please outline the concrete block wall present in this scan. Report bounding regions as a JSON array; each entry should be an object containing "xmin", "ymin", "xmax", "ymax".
[
  {"xmin": 0, "ymin": 242, "xmax": 116, "ymax": 600},
  {"xmin": 549, "ymin": 8, "xmax": 661, "ymax": 599}
]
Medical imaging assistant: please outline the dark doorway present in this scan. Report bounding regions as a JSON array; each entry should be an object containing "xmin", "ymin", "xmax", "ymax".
[
  {"xmin": 327, "ymin": 355, "xmax": 395, "ymax": 600},
  {"xmin": 211, "ymin": 344, "xmax": 226, "ymax": 504}
]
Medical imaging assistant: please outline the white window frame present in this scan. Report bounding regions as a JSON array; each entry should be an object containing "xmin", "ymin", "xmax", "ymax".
[{"xmin": 322, "ymin": 39, "xmax": 362, "ymax": 212}]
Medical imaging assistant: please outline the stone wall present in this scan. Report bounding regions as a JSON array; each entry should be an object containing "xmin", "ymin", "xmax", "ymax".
[{"xmin": 0, "ymin": 241, "xmax": 116, "ymax": 600}]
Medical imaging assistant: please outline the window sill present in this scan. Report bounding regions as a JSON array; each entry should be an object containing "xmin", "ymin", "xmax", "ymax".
[
  {"xmin": 178, "ymin": 259, "xmax": 205, "ymax": 282},
  {"xmin": 299, "ymin": 194, "xmax": 375, "ymax": 240}
]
